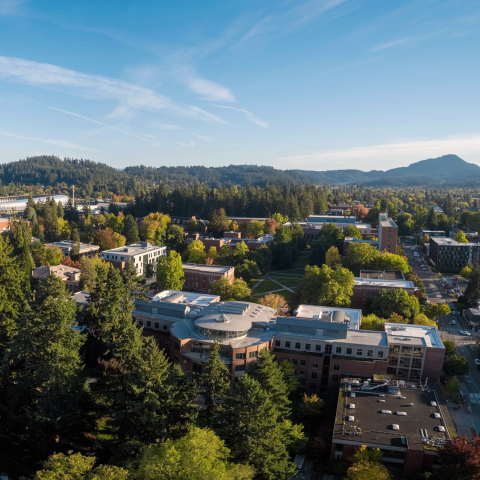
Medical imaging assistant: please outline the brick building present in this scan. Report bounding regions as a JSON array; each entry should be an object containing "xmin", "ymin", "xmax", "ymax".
[
  {"xmin": 331, "ymin": 378, "xmax": 448, "ymax": 476},
  {"xmin": 182, "ymin": 263, "xmax": 235, "ymax": 294},
  {"xmin": 351, "ymin": 270, "xmax": 420, "ymax": 311},
  {"xmin": 378, "ymin": 213, "xmax": 398, "ymax": 253}
]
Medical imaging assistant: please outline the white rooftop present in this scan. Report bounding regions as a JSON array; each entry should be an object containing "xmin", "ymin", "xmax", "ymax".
[
  {"xmin": 295, "ymin": 304, "xmax": 362, "ymax": 330},
  {"xmin": 384, "ymin": 323, "xmax": 444, "ymax": 348},
  {"xmin": 152, "ymin": 290, "xmax": 219, "ymax": 307},
  {"xmin": 102, "ymin": 242, "xmax": 166, "ymax": 255},
  {"xmin": 182, "ymin": 263, "xmax": 234, "ymax": 273},
  {"xmin": 354, "ymin": 277, "xmax": 415, "ymax": 289}
]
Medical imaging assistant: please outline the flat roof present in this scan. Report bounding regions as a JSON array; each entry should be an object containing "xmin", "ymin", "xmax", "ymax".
[
  {"xmin": 295, "ymin": 305, "xmax": 362, "ymax": 330},
  {"xmin": 354, "ymin": 278, "xmax": 415, "ymax": 289},
  {"xmin": 431, "ymin": 237, "xmax": 472, "ymax": 246},
  {"xmin": 307, "ymin": 215, "xmax": 356, "ymax": 224},
  {"xmin": 379, "ymin": 214, "xmax": 397, "ymax": 228},
  {"xmin": 182, "ymin": 263, "xmax": 234, "ymax": 273},
  {"xmin": 46, "ymin": 240, "xmax": 99, "ymax": 251},
  {"xmin": 342, "ymin": 330, "xmax": 389, "ymax": 347},
  {"xmin": 101, "ymin": 242, "xmax": 166, "ymax": 255},
  {"xmin": 152, "ymin": 290, "xmax": 219, "ymax": 307},
  {"xmin": 385, "ymin": 323, "xmax": 444, "ymax": 349},
  {"xmin": 360, "ymin": 270, "xmax": 405, "ymax": 280},
  {"xmin": 333, "ymin": 382, "xmax": 447, "ymax": 450}
]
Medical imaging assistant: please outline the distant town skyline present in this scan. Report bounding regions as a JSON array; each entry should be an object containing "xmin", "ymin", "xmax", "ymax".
[{"xmin": 0, "ymin": 0, "xmax": 479, "ymax": 170}]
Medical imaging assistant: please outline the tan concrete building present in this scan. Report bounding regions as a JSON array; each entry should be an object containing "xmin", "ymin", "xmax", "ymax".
[{"xmin": 32, "ymin": 265, "xmax": 81, "ymax": 293}]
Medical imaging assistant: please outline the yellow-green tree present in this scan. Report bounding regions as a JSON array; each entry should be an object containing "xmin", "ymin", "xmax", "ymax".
[
  {"xmin": 346, "ymin": 446, "xmax": 390, "ymax": 480},
  {"xmin": 325, "ymin": 246, "xmax": 342, "ymax": 267},
  {"xmin": 460, "ymin": 265, "xmax": 472, "ymax": 279},
  {"xmin": 454, "ymin": 230, "xmax": 469, "ymax": 243},
  {"xmin": 360, "ymin": 314, "xmax": 385, "ymax": 332},
  {"xmin": 187, "ymin": 240, "xmax": 207, "ymax": 264}
]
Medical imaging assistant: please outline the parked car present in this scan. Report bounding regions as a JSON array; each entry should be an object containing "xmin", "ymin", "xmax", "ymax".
[
  {"xmin": 450, "ymin": 320, "xmax": 456, "ymax": 325},
  {"xmin": 475, "ymin": 359, "xmax": 480, "ymax": 366},
  {"xmin": 460, "ymin": 331, "xmax": 471, "ymax": 336}
]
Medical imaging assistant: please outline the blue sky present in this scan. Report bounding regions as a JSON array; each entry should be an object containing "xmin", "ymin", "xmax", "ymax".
[{"xmin": 0, "ymin": 0, "xmax": 479, "ymax": 171}]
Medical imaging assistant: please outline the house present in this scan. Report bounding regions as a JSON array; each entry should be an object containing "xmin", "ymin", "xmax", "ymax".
[
  {"xmin": 100, "ymin": 242, "xmax": 167, "ymax": 277},
  {"xmin": 33, "ymin": 265, "xmax": 81, "ymax": 293}
]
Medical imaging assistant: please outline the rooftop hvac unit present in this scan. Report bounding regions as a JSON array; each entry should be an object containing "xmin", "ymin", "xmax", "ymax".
[
  {"xmin": 347, "ymin": 416, "xmax": 355, "ymax": 421},
  {"xmin": 433, "ymin": 413, "xmax": 441, "ymax": 419},
  {"xmin": 437, "ymin": 426, "xmax": 446, "ymax": 432},
  {"xmin": 378, "ymin": 399, "xmax": 386, "ymax": 403},
  {"xmin": 396, "ymin": 412, "xmax": 407, "ymax": 416},
  {"xmin": 431, "ymin": 401, "xmax": 437, "ymax": 407},
  {"xmin": 348, "ymin": 404, "xmax": 356, "ymax": 409},
  {"xmin": 381, "ymin": 410, "xmax": 392, "ymax": 415},
  {"xmin": 392, "ymin": 424, "xmax": 400, "ymax": 430},
  {"xmin": 351, "ymin": 392, "xmax": 356, "ymax": 397}
]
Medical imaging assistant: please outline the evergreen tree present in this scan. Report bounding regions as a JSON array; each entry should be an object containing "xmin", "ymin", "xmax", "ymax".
[
  {"xmin": 201, "ymin": 342, "xmax": 231, "ymax": 424},
  {"xmin": 43, "ymin": 197, "xmax": 61, "ymax": 241},
  {"xmin": 122, "ymin": 214, "xmax": 140, "ymax": 244},
  {"xmin": 8, "ymin": 218, "xmax": 33, "ymax": 294},
  {"xmin": 0, "ymin": 236, "xmax": 23, "ymax": 360},
  {"xmin": 465, "ymin": 263, "xmax": 480, "ymax": 305},
  {"xmin": 246, "ymin": 348, "xmax": 291, "ymax": 419},
  {"xmin": 217, "ymin": 375, "xmax": 300, "ymax": 480},
  {"xmin": 156, "ymin": 251, "xmax": 185, "ymax": 290},
  {"xmin": 71, "ymin": 228, "xmax": 81, "ymax": 258},
  {"xmin": 4, "ymin": 275, "xmax": 86, "ymax": 450}
]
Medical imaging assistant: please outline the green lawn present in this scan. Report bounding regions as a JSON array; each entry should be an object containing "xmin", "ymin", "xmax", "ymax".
[
  {"xmin": 295, "ymin": 256, "xmax": 310, "ymax": 267},
  {"xmin": 270, "ymin": 276, "xmax": 302, "ymax": 289},
  {"xmin": 97, "ymin": 419, "xmax": 115, "ymax": 441},
  {"xmin": 250, "ymin": 278, "xmax": 282, "ymax": 296}
]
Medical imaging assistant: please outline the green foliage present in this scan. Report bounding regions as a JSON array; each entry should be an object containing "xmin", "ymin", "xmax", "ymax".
[
  {"xmin": 31, "ymin": 242, "xmax": 63, "ymax": 267},
  {"xmin": 211, "ymin": 208, "xmax": 230, "ymax": 233},
  {"xmin": 166, "ymin": 224, "xmax": 185, "ymax": 247},
  {"xmin": 460, "ymin": 265, "xmax": 472, "ymax": 279},
  {"xmin": 370, "ymin": 288, "xmax": 420, "ymax": 319},
  {"xmin": 443, "ymin": 339, "xmax": 456, "ymax": 356},
  {"xmin": 413, "ymin": 314, "xmax": 437, "ymax": 328},
  {"xmin": 445, "ymin": 376, "xmax": 460, "ymax": 396},
  {"xmin": 325, "ymin": 246, "xmax": 342, "ymax": 267},
  {"xmin": 424, "ymin": 302, "xmax": 451, "ymax": 320},
  {"xmin": 360, "ymin": 314, "xmax": 385, "ymax": 331},
  {"xmin": 246, "ymin": 220, "xmax": 264, "ymax": 239},
  {"xmin": 346, "ymin": 446, "xmax": 390, "ymax": 480},
  {"xmin": 343, "ymin": 224, "xmax": 362, "ymax": 239},
  {"xmin": 156, "ymin": 251, "xmax": 185, "ymax": 290},
  {"xmin": 187, "ymin": 240, "xmax": 207, "ymax": 264},
  {"xmin": 298, "ymin": 393, "xmax": 323, "ymax": 422},
  {"xmin": 216, "ymin": 375, "xmax": 301, "ymax": 480},
  {"xmin": 122, "ymin": 214, "xmax": 140, "ymax": 244},
  {"xmin": 444, "ymin": 354, "xmax": 469, "ymax": 376},
  {"xmin": 465, "ymin": 264, "xmax": 480, "ymax": 304},
  {"xmin": 235, "ymin": 259, "xmax": 261, "ymax": 282},
  {"xmin": 35, "ymin": 452, "xmax": 129, "ymax": 479},
  {"xmin": 309, "ymin": 223, "xmax": 343, "ymax": 267},
  {"xmin": 454, "ymin": 230, "xmax": 469, "ymax": 243},
  {"xmin": 211, "ymin": 277, "xmax": 251, "ymax": 301},
  {"xmin": 136, "ymin": 427, "xmax": 254, "ymax": 480},
  {"xmin": 300, "ymin": 264, "xmax": 354, "ymax": 307}
]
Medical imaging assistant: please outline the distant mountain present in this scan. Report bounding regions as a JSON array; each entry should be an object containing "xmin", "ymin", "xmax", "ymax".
[{"xmin": 298, "ymin": 155, "xmax": 480, "ymax": 185}]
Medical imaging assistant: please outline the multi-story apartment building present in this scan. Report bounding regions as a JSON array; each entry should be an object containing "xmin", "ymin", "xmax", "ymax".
[
  {"xmin": 429, "ymin": 236, "xmax": 480, "ymax": 270},
  {"xmin": 101, "ymin": 242, "xmax": 166, "ymax": 277},
  {"xmin": 32, "ymin": 265, "xmax": 81, "ymax": 293},
  {"xmin": 45, "ymin": 240, "xmax": 100, "ymax": 258},
  {"xmin": 133, "ymin": 296, "xmax": 445, "ymax": 393},
  {"xmin": 378, "ymin": 213, "xmax": 398, "ymax": 253},
  {"xmin": 331, "ymin": 377, "xmax": 448, "ymax": 476},
  {"xmin": 182, "ymin": 263, "xmax": 235, "ymax": 294}
]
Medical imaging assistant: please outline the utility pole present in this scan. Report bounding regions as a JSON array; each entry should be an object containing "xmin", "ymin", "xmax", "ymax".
[{"xmin": 72, "ymin": 185, "xmax": 75, "ymax": 204}]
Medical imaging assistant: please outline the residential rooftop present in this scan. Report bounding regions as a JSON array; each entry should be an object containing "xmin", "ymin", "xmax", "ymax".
[
  {"xmin": 379, "ymin": 213, "xmax": 397, "ymax": 228},
  {"xmin": 101, "ymin": 242, "xmax": 165, "ymax": 255},
  {"xmin": 294, "ymin": 304, "xmax": 362, "ymax": 330},
  {"xmin": 33, "ymin": 265, "xmax": 81, "ymax": 281},
  {"xmin": 151, "ymin": 290, "xmax": 219, "ymax": 307},
  {"xmin": 333, "ymin": 379, "xmax": 448, "ymax": 451}
]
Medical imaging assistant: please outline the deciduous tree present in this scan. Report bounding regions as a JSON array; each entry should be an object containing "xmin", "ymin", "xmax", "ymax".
[
  {"xmin": 156, "ymin": 251, "xmax": 185, "ymax": 290},
  {"xmin": 370, "ymin": 288, "xmax": 420, "ymax": 319},
  {"xmin": 258, "ymin": 293, "xmax": 289, "ymax": 314}
]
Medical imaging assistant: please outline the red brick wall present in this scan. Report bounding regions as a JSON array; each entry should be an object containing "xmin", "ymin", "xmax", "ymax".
[
  {"xmin": 423, "ymin": 347, "xmax": 445, "ymax": 382},
  {"xmin": 403, "ymin": 449, "xmax": 425, "ymax": 476},
  {"xmin": 351, "ymin": 284, "xmax": 418, "ymax": 310}
]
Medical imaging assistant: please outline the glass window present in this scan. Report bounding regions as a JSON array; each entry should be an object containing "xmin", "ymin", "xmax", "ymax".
[
  {"xmin": 325, "ymin": 345, "xmax": 332, "ymax": 354},
  {"xmin": 400, "ymin": 357, "xmax": 411, "ymax": 368},
  {"xmin": 336, "ymin": 347, "xmax": 342, "ymax": 354},
  {"xmin": 163, "ymin": 325, "xmax": 168, "ymax": 331},
  {"xmin": 333, "ymin": 375, "xmax": 339, "ymax": 382},
  {"xmin": 300, "ymin": 360, "xmax": 306, "ymax": 366},
  {"xmin": 138, "ymin": 321, "xmax": 143, "ymax": 326},
  {"xmin": 154, "ymin": 322, "xmax": 159, "ymax": 329},
  {"xmin": 249, "ymin": 351, "xmax": 258, "ymax": 358},
  {"xmin": 313, "ymin": 363, "xmax": 318, "ymax": 368},
  {"xmin": 300, "ymin": 370, "xmax": 305, "ymax": 375},
  {"xmin": 401, "ymin": 346, "xmax": 413, "ymax": 356},
  {"xmin": 346, "ymin": 348, "xmax": 352, "ymax": 355},
  {"xmin": 315, "ymin": 345, "xmax": 321, "ymax": 352},
  {"xmin": 312, "ymin": 372, "xmax": 318, "ymax": 379},
  {"xmin": 397, "ymin": 368, "xmax": 409, "ymax": 379},
  {"xmin": 275, "ymin": 340, "xmax": 281, "ymax": 347},
  {"xmin": 356, "ymin": 349, "xmax": 363, "ymax": 356},
  {"xmin": 165, "ymin": 340, "xmax": 170, "ymax": 346},
  {"xmin": 387, "ymin": 367, "xmax": 397, "ymax": 375},
  {"xmin": 413, "ymin": 347, "xmax": 424, "ymax": 357},
  {"xmin": 295, "ymin": 342, "xmax": 301, "ymax": 349},
  {"xmin": 235, "ymin": 364, "xmax": 246, "ymax": 372},
  {"xmin": 412, "ymin": 358, "xmax": 422, "ymax": 368},
  {"xmin": 334, "ymin": 364, "xmax": 340, "ymax": 371},
  {"xmin": 388, "ymin": 357, "xmax": 398, "ymax": 366},
  {"xmin": 292, "ymin": 359, "xmax": 297, "ymax": 365},
  {"xmin": 236, "ymin": 353, "xmax": 246, "ymax": 360},
  {"xmin": 389, "ymin": 345, "xmax": 400, "ymax": 355},
  {"xmin": 285, "ymin": 341, "xmax": 291, "ymax": 348},
  {"xmin": 311, "ymin": 383, "xmax": 317, "ymax": 389},
  {"xmin": 409, "ymin": 369, "xmax": 421, "ymax": 380},
  {"xmin": 367, "ymin": 350, "xmax": 373, "ymax": 357},
  {"xmin": 378, "ymin": 351, "xmax": 384, "ymax": 358},
  {"xmin": 305, "ymin": 344, "xmax": 311, "ymax": 350}
]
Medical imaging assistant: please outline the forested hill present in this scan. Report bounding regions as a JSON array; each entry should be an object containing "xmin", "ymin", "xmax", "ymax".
[{"xmin": 123, "ymin": 164, "xmax": 311, "ymax": 187}]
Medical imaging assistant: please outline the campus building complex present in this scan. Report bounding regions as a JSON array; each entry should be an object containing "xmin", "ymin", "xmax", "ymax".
[
  {"xmin": 45, "ymin": 240, "xmax": 100, "ymax": 258},
  {"xmin": 332, "ymin": 377, "xmax": 448, "ymax": 476},
  {"xmin": 133, "ymin": 296, "xmax": 445, "ymax": 392},
  {"xmin": 33, "ymin": 265, "xmax": 81, "ymax": 293},
  {"xmin": 101, "ymin": 242, "xmax": 166, "ymax": 277},
  {"xmin": 182, "ymin": 263, "xmax": 235, "ymax": 294},
  {"xmin": 378, "ymin": 213, "xmax": 398, "ymax": 253}
]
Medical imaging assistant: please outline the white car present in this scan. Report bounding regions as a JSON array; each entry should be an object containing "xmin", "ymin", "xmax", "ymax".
[
  {"xmin": 459, "ymin": 331, "xmax": 471, "ymax": 336},
  {"xmin": 475, "ymin": 359, "xmax": 480, "ymax": 366}
]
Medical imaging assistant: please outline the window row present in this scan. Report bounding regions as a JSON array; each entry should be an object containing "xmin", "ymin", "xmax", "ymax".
[{"xmin": 137, "ymin": 320, "xmax": 168, "ymax": 331}]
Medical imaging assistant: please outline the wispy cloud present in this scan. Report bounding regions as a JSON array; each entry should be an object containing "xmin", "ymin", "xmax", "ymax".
[
  {"xmin": 239, "ymin": 0, "xmax": 350, "ymax": 46},
  {"xmin": 371, "ymin": 31, "xmax": 445, "ymax": 52},
  {"xmin": 40, "ymin": 104, "xmax": 159, "ymax": 145},
  {"xmin": 0, "ymin": 55, "xmax": 228, "ymax": 124},
  {"xmin": 152, "ymin": 122, "xmax": 182, "ymax": 130},
  {"xmin": 178, "ymin": 141, "xmax": 195, "ymax": 147},
  {"xmin": 0, "ymin": 0, "xmax": 24, "ymax": 15},
  {"xmin": 213, "ymin": 105, "xmax": 268, "ymax": 128},
  {"xmin": 279, "ymin": 134, "xmax": 480, "ymax": 168},
  {"xmin": 191, "ymin": 133, "xmax": 213, "ymax": 141},
  {"xmin": 177, "ymin": 65, "xmax": 236, "ymax": 103},
  {"xmin": 0, "ymin": 130, "xmax": 100, "ymax": 152}
]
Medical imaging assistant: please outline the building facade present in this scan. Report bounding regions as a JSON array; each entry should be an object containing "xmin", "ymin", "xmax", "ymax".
[
  {"xmin": 429, "ymin": 237, "xmax": 480, "ymax": 270},
  {"xmin": 182, "ymin": 263, "xmax": 235, "ymax": 294},
  {"xmin": 378, "ymin": 213, "xmax": 398, "ymax": 253},
  {"xmin": 101, "ymin": 242, "xmax": 167, "ymax": 277},
  {"xmin": 32, "ymin": 265, "xmax": 81, "ymax": 293}
]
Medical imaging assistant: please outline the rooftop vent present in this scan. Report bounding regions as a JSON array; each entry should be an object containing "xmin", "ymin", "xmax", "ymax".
[
  {"xmin": 348, "ymin": 404, "xmax": 355, "ymax": 409},
  {"xmin": 381, "ymin": 410, "xmax": 392, "ymax": 415},
  {"xmin": 379, "ymin": 394, "xmax": 385, "ymax": 397},
  {"xmin": 347, "ymin": 416, "xmax": 355, "ymax": 422},
  {"xmin": 437, "ymin": 426, "xmax": 446, "ymax": 432},
  {"xmin": 391, "ymin": 424, "xmax": 400, "ymax": 430},
  {"xmin": 396, "ymin": 412, "xmax": 407, "ymax": 416},
  {"xmin": 350, "ymin": 392, "xmax": 356, "ymax": 397},
  {"xmin": 378, "ymin": 399, "xmax": 386, "ymax": 403},
  {"xmin": 409, "ymin": 403, "xmax": 414, "ymax": 407},
  {"xmin": 433, "ymin": 413, "xmax": 441, "ymax": 419},
  {"xmin": 431, "ymin": 401, "xmax": 437, "ymax": 407},
  {"xmin": 398, "ymin": 396, "xmax": 406, "ymax": 399}
]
